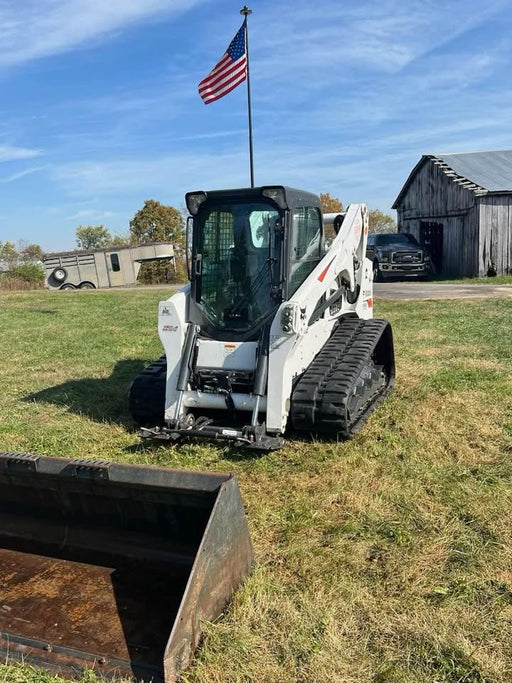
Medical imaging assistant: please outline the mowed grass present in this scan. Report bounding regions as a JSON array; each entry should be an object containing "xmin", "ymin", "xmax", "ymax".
[
  {"xmin": 1, "ymin": 288, "xmax": 512, "ymax": 683},
  {"xmin": 431, "ymin": 275, "xmax": 512, "ymax": 285}
]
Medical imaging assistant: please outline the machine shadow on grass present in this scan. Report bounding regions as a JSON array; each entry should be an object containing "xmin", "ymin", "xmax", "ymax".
[
  {"xmin": 125, "ymin": 432, "xmax": 268, "ymax": 461},
  {"xmin": 26, "ymin": 359, "xmax": 353, "ymax": 458},
  {"xmin": 25, "ymin": 359, "xmax": 148, "ymax": 428}
]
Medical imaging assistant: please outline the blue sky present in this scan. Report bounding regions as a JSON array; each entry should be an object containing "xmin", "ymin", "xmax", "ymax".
[{"xmin": 1, "ymin": 0, "xmax": 512, "ymax": 251}]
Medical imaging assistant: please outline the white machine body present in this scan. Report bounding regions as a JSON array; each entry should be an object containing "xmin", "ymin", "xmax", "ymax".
[{"xmin": 158, "ymin": 203, "xmax": 372, "ymax": 435}]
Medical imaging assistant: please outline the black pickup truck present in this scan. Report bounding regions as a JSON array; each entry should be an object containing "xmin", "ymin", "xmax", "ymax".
[{"xmin": 367, "ymin": 233, "xmax": 433, "ymax": 281}]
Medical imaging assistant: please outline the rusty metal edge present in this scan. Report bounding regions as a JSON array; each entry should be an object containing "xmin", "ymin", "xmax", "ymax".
[
  {"xmin": 0, "ymin": 630, "xmax": 140, "ymax": 674},
  {"xmin": 163, "ymin": 475, "xmax": 254, "ymax": 682}
]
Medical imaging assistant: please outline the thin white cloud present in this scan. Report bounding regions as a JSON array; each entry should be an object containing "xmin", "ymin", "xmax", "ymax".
[
  {"xmin": 0, "ymin": 145, "xmax": 42, "ymax": 161},
  {"xmin": 66, "ymin": 208, "xmax": 115, "ymax": 221},
  {"xmin": 0, "ymin": 0, "xmax": 206, "ymax": 68},
  {"xmin": 175, "ymin": 129, "xmax": 247, "ymax": 142},
  {"xmin": 3, "ymin": 0, "xmax": 512, "ymax": 246},
  {"xmin": 0, "ymin": 164, "xmax": 47, "ymax": 182},
  {"xmin": 251, "ymin": 0, "xmax": 509, "ymax": 75},
  {"xmin": 44, "ymin": 144, "xmax": 424, "ymax": 212},
  {"xmin": 283, "ymin": 44, "xmax": 507, "ymax": 134},
  {"xmin": 48, "ymin": 83, "xmax": 512, "ymax": 213},
  {"xmin": 50, "ymin": 153, "xmax": 248, "ymax": 197}
]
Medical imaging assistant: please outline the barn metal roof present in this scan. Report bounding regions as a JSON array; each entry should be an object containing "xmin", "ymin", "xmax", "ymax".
[
  {"xmin": 393, "ymin": 150, "xmax": 512, "ymax": 208},
  {"xmin": 438, "ymin": 150, "xmax": 512, "ymax": 190}
]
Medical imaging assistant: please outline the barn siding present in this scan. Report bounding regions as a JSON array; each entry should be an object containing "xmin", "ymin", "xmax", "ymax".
[
  {"xmin": 403, "ymin": 219, "xmax": 420, "ymax": 241},
  {"xmin": 478, "ymin": 195, "xmax": 512, "ymax": 275},
  {"xmin": 463, "ymin": 205, "xmax": 480, "ymax": 276},
  {"xmin": 397, "ymin": 159, "xmax": 476, "ymax": 216},
  {"xmin": 396, "ymin": 159, "xmax": 479, "ymax": 277}
]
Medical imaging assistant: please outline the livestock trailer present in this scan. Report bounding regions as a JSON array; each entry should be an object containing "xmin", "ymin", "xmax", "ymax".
[{"xmin": 43, "ymin": 242, "xmax": 175, "ymax": 290}]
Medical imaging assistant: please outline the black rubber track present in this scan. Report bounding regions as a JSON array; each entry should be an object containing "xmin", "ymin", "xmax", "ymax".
[
  {"xmin": 129, "ymin": 355, "xmax": 167, "ymax": 427},
  {"xmin": 289, "ymin": 317, "xmax": 394, "ymax": 438}
]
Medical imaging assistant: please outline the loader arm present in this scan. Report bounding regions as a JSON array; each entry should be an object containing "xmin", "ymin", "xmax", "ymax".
[
  {"xmin": 266, "ymin": 204, "xmax": 373, "ymax": 433},
  {"xmin": 290, "ymin": 202, "xmax": 371, "ymax": 322}
]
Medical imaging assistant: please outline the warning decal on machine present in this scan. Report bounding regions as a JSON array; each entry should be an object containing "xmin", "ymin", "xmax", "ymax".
[
  {"xmin": 318, "ymin": 256, "xmax": 336, "ymax": 283},
  {"xmin": 223, "ymin": 343, "xmax": 237, "ymax": 358}
]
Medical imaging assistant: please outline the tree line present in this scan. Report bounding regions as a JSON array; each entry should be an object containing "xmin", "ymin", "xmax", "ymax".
[
  {"xmin": 0, "ymin": 240, "xmax": 43, "ymax": 266},
  {"xmin": 0, "ymin": 199, "xmax": 187, "ymax": 286},
  {"xmin": 319, "ymin": 193, "xmax": 397, "ymax": 235},
  {"xmin": 0, "ymin": 241, "xmax": 46, "ymax": 289},
  {"xmin": 75, "ymin": 199, "xmax": 186, "ymax": 284},
  {"xmin": 1, "ymin": 194, "xmax": 396, "ymax": 289},
  {"xmin": 71, "ymin": 196, "xmax": 395, "ymax": 285}
]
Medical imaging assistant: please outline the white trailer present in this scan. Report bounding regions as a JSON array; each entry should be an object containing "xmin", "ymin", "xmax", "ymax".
[{"xmin": 43, "ymin": 242, "xmax": 175, "ymax": 290}]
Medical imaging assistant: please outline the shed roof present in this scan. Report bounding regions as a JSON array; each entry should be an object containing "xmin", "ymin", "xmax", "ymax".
[
  {"xmin": 43, "ymin": 241, "xmax": 174, "ymax": 259},
  {"xmin": 393, "ymin": 150, "xmax": 512, "ymax": 208}
]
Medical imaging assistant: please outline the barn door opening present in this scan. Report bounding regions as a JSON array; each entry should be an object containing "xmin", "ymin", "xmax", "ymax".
[{"xmin": 420, "ymin": 221, "xmax": 443, "ymax": 273}]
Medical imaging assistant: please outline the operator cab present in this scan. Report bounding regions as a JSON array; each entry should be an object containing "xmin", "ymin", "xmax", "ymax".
[{"xmin": 186, "ymin": 186, "xmax": 323, "ymax": 340}]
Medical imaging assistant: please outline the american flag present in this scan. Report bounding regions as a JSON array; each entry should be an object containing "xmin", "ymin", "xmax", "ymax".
[{"xmin": 198, "ymin": 23, "xmax": 247, "ymax": 104}]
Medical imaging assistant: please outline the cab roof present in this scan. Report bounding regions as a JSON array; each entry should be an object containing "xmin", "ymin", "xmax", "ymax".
[{"xmin": 187, "ymin": 186, "xmax": 321, "ymax": 210}]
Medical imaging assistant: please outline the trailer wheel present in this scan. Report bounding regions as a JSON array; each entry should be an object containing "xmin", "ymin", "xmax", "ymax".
[
  {"xmin": 60, "ymin": 283, "xmax": 76, "ymax": 290},
  {"xmin": 52, "ymin": 267, "xmax": 67, "ymax": 283},
  {"xmin": 79, "ymin": 282, "xmax": 96, "ymax": 289}
]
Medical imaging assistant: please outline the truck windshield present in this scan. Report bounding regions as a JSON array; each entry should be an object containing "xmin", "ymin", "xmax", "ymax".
[
  {"xmin": 195, "ymin": 201, "xmax": 281, "ymax": 332},
  {"xmin": 372, "ymin": 234, "xmax": 418, "ymax": 246}
]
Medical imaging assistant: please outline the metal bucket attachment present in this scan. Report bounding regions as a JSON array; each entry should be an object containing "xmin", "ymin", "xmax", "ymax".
[{"xmin": 0, "ymin": 453, "xmax": 253, "ymax": 682}]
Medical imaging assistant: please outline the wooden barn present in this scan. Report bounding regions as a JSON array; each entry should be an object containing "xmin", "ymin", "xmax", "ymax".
[{"xmin": 392, "ymin": 150, "xmax": 512, "ymax": 277}]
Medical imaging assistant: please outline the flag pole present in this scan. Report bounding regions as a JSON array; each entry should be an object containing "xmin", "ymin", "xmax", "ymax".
[{"xmin": 240, "ymin": 5, "xmax": 254, "ymax": 187}]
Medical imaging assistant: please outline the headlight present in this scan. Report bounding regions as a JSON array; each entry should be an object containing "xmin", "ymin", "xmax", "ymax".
[
  {"xmin": 185, "ymin": 191, "xmax": 207, "ymax": 215},
  {"xmin": 377, "ymin": 252, "xmax": 390, "ymax": 263},
  {"xmin": 262, "ymin": 186, "xmax": 288, "ymax": 209},
  {"xmin": 424, "ymin": 253, "xmax": 431, "ymax": 261}
]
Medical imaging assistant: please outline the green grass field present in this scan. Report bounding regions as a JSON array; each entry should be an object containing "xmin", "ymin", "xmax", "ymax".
[
  {"xmin": 1, "ymin": 288, "xmax": 511, "ymax": 683},
  {"xmin": 431, "ymin": 275, "xmax": 512, "ymax": 285}
]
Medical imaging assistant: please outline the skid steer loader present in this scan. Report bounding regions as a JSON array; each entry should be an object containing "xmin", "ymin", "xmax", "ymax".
[{"xmin": 130, "ymin": 186, "xmax": 395, "ymax": 449}]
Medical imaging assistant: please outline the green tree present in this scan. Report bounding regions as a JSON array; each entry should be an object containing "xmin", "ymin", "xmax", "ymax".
[
  {"xmin": 76, "ymin": 225, "xmax": 112, "ymax": 250},
  {"xmin": 9, "ymin": 262, "xmax": 45, "ymax": 287},
  {"xmin": 319, "ymin": 193, "xmax": 344, "ymax": 214},
  {"xmin": 129, "ymin": 200, "xmax": 185, "ymax": 283},
  {"xmin": 368, "ymin": 209, "xmax": 397, "ymax": 234},
  {"xmin": 108, "ymin": 234, "xmax": 130, "ymax": 247},
  {"xmin": 0, "ymin": 241, "xmax": 19, "ymax": 267},
  {"xmin": 18, "ymin": 241, "xmax": 44, "ymax": 262}
]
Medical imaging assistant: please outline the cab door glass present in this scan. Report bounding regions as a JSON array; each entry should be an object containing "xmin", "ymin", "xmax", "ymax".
[
  {"xmin": 197, "ymin": 203, "xmax": 280, "ymax": 331},
  {"xmin": 248, "ymin": 210, "xmax": 272, "ymax": 248},
  {"xmin": 289, "ymin": 207, "xmax": 322, "ymax": 295}
]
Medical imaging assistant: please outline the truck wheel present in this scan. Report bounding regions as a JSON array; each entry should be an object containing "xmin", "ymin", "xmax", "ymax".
[
  {"xmin": 60, "ymin": 283, "xmax": 76, "ymax": 290},
  {"xmin": 52, "ymin": 267, "xmax": 67, "ymax": 283},
  {"xmin": 79, "ymin": 282, "xmax": 96, "ymax": 289},
  {"xmin": 373, "ymin": 260, "xmax": 382, "ymax": 282}
]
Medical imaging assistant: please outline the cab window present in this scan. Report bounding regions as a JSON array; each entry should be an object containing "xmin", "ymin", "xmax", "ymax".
[{"xmin": 289, "ymin": 207, "xmax": 322, "ymax": 295}]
